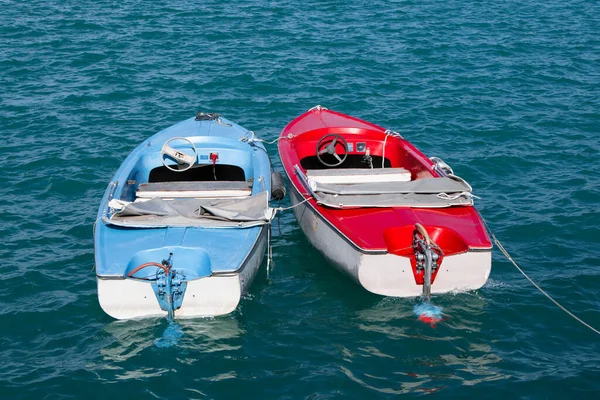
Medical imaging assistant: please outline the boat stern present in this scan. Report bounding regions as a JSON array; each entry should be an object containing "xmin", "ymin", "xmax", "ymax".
[
  {"xmin": 358, "ymin": 249, "xmax": 492, "ymax": 297},
  {"xmin": 96, "ymin": 246, "xmax": 242, "ymax": 320},
  {"xmin": 97, "ymin": 274, "xmax": 243, "ymax": 319},
  {"xmin": 358, "ymin": 224, "xmax": 493, "ymax": 297}
]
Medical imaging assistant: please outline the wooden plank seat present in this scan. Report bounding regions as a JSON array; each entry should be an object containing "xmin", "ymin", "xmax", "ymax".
[
  {"xmin": 306, "ymin": 168, "xmax": 412, "ymax": 185},
  {"xmin": 136, "ymin": 181, "xmax": 252, "ymax": 199}
]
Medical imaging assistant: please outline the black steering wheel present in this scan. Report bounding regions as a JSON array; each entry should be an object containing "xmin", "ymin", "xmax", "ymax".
[{"xmin": 316, "ymin": 134, "xmax": 348, "ymax": 167}]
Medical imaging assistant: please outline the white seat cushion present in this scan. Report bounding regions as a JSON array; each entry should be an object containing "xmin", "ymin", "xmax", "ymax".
[
  {"xmin": 136, "ymin": 181, "xmax": 252, "ymax": 199},
  {"xmin": 306, "ymin": 168, "xmax": 411, "ymax": 185}
]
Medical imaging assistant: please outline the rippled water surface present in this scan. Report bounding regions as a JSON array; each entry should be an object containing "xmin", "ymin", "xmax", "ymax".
[{"xmin": 1, "ymin": 0, "xmax": 599, "ymax": 398}]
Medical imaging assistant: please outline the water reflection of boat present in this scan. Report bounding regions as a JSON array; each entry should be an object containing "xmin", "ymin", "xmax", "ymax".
[
  {"xmin": 343, "ymin": 294, "xmax": 508, "ymax": 394},
  {"xmin": 99, "ymin": 316, "xmax": 243, "ymax": 363}
]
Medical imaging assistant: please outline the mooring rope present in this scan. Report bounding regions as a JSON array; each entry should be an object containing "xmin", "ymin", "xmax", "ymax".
[
  {"xmin": 485, "ymin": 221, "xmax": 600, "ymax": 336},
  {"xmin": 273, "ymin": 197, "xmax": 312, "ymax": 212},
  {"xmin": 239, "ymin": 131, "xmax": 293, "ymax": 145},
  {"xmin": 265, "ymin": 197, "xmax": 314, "ymax": 278}
]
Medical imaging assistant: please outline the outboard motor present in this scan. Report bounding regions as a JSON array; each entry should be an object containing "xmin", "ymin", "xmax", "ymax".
[
  {"xmin": 413, "ymin": 223, "xmax": 442, "ymax": 298},
  {"xmin": 271, "ymin": 171, "xmax": 286, "ymax": 201}
]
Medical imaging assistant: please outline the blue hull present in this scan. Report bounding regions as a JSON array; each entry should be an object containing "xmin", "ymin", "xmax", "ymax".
[{"xmin": 94, "ymin": 114, "xmax": 273, "ymax": 319}]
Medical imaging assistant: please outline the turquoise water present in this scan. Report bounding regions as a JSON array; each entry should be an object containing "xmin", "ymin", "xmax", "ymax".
[{"xmin": 1, "ymin": 0, "xmax": 599, "ymax": 398}]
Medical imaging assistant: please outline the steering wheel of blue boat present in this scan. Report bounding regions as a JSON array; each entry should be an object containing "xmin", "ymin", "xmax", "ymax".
[
  {"xmin": 161, "ymin": 137, "xmax": 198, "ymax": 172},
  {"xmin": 316, "ymin": 134, "xmax": 349, "ymax": 167}
]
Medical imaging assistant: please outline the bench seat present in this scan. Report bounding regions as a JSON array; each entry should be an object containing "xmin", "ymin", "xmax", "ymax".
[
  {"xmin": 136, "ymin": 181, "xmax": 252, "ymax": 199},
  {"xmin": 306, "ymin": 168, "xmax": 411, "ymax": 185}
]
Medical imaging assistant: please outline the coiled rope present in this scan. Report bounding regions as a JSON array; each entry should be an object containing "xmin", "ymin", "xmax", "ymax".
[{"xmin": 485, "ymin": 221, "xmax": 600, "ymax": 336}]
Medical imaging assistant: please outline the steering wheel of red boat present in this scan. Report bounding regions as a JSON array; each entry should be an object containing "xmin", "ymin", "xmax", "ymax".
[
  {"xmin": 161, "ymin": 137, "xmax": 198, "ymax": 172},
  {"xmin": 316, "ymin": 134, "xmax": 349, "ymax": 167}
]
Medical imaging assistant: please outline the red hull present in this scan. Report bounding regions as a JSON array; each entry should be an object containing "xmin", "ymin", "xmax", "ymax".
[{"xmin": 278, "ymin": 107, "xmax": 491, "ymax": 288}]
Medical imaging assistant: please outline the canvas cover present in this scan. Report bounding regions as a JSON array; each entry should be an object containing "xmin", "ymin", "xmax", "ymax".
[
  {"xmin": 105, "ymin": 191, "xmax": 272, "ymax": 228},
  {"xmin": 311, "ymin": 176, "xmax": 475, "ymax": 208}
]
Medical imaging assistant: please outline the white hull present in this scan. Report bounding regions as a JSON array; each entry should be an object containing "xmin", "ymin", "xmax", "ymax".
[
  {"xmin": 291, "ymin": 188, "xmax": 491, "ymax": 297},
  {"xmin": 96, "ymin": 227, "xmax": 268, "ymax": 320}
]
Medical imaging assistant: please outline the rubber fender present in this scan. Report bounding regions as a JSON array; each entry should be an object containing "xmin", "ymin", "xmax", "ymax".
[{"xmin": 270, "ymin": 170, "xmax": 286, "ymax": 201}]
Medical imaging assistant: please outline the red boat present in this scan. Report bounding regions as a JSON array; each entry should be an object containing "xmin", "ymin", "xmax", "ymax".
[{"xmin": 278, "ymin": 106, "xmax": 492, "ymax": 297}]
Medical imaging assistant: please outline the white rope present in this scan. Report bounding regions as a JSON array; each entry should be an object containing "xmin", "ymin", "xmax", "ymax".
[
  {"xmin": 436, "ymin": 192, "xmax": 480, "ymax": 200},
  {"xmin": 239, "ymin": 131, "xmax": 288, "ymax": 145},
  {"xmin": 273, "ymin": 197, "xmax": 311, "ymax": 212},
  {"xmin": 255, "ymin": 137, "xmax": 281, "ymax": 145},
  {"xmin": 216, "ymin": 117, "xmax": 232, "ymax": 127},
  {"xmin": 486, "ymin": 221, "xmax": 600, "ymax": 336},
  {"xmin": 266, "ymin": 197, "xmax": 312, "ymax": 278}
]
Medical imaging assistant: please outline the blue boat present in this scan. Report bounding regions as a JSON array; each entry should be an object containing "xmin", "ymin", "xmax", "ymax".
[{"xmin": 94, "ymin": 113, "xmax": 283, "ymax": 319}]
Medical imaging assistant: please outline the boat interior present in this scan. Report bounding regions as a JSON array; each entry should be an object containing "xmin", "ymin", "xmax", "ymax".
[
  {"xmin": 117, "ymin": 139, "xmax": 256, "ymax": 204},
  {"xmin": 283, "ymin": 125, "xmax": 487, "ymax": 254},
  {"xmin": 119, "ymin": 164, "xmax": 251, "ymax": 203},
  {"xmin": 149, "ymin": 164, "xmax": 246, "ymax": 183},
  {"xmin": 292, "ymin": 128, "xmax": 436, "ymax": 181}
]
